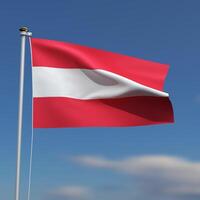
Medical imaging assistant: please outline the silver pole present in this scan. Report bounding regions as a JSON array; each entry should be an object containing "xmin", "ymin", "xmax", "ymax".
[{"xmin": 15, "ymin": 27, "xmax": 32, "ymax": 200}]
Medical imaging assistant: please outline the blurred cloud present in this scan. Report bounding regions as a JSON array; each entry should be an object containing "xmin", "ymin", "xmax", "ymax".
[
  {"xmin": 71, "ymin": 155, "xmax": 200, "ymax": 199},
  {"xmin": 49, "ymin": 186, "xmax": 92, "ymax": 200},
  {"xmin": 195, "ymin": 94, "xmax": 200, "ymax": 103}
]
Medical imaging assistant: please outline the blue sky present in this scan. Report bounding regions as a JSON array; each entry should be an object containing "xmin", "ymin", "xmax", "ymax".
[{"xmin": 0, "ymin": 0, "xmax": 200, "ymax": 200}]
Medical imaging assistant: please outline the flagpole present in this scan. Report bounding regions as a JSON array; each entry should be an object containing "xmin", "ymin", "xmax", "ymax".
[{"xmin": 15, "ymin": 27, "xmax": 32, "ymax": 200}]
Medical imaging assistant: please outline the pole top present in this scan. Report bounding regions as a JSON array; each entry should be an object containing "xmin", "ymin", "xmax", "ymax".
[
  {"xmin": 19, "ymin": 26, "xmax": 32, "ymax": 37},
  {"xmin": 19, "ymin": 26, "xmax": 29, "ymax": 32}
]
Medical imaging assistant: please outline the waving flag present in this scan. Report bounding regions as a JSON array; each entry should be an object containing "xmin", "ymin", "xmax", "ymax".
[{"xmin": 30, "ymin": 38, "xmax": 174, "ymax": 128}]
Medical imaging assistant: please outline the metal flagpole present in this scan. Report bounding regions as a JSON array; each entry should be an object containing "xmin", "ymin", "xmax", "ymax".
[{"xmin": 15, "ymin": 27, "xmax": 32, "ymax": 200}]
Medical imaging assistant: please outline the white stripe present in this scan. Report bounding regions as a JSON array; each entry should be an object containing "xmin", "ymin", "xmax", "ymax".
[{"xmin": 32, "ymin": 67, "xmax": 169, "ymax": 99}]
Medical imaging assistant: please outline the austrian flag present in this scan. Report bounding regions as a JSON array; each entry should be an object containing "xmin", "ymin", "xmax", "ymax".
[{"xmin": 30, "ymin": 38, "xmax": 174, "ymax": 128}]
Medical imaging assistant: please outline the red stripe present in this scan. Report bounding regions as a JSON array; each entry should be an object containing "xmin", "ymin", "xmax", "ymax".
[
  {"xmin": 31, "ymin": 38, "xmax": 169, "ymax": 91},
  {"xmin": 33, "ymin": 97, "xmax": 174, "ymax": 128}
]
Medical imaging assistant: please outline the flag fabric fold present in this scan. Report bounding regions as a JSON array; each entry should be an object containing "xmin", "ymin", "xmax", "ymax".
[{"xmin": 30, "ymin": 38, "xmax": 174, "ymax": 128}]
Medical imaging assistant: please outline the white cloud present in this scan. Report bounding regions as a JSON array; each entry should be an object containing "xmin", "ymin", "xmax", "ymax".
[
  {"xmin": 51, "ymin": 186, "xmax": 92, "ymax": 199},
  {"xmin": 72, "ymin": 155, "xmax": 200, "ymax": 197},
  {"xmin": 72, "ymin": 155, "xmax": 113, "ymax": 168}
]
